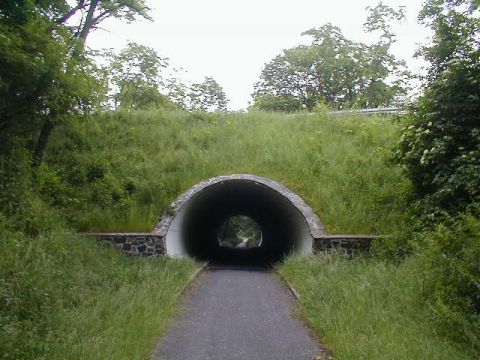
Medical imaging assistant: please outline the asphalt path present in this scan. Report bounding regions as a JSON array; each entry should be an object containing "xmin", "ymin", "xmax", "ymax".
[{"xmin": 152, "ymin": 266, "xmax": 322, "ymax": 360}]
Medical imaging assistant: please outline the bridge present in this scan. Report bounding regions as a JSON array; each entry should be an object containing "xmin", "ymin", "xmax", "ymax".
[{"xmin": 87, "ymin": 174, "xmax": 378, "ymax": 264}]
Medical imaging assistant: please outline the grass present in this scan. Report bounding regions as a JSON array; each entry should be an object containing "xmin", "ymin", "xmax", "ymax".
[
  {"xmin": 2, "ymin": 109, "xmax": 477, "ymax": 358},
  {"xmin": 0, "ymin": 225, "xmax": 198, "ymax": 359},
  {"xmin": 47, "ymin": 110, "xmax": 410, "ymax": 235},
  {"xmin": 279, "ymin": 254, "xmax": 477, "ymax": 359}
]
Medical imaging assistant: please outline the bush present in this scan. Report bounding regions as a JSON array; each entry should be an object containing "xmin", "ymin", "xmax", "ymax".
[
  {"xmin": 396, "ymin": 59, "xmax": 480, "ymax": 219},
  {"xmin": 414, "ymin": 213, "xmax": 480, "ymax": 347},
  {"xmin": 251, "ymin": 93, "xmax": 304, "ymax": 112}
]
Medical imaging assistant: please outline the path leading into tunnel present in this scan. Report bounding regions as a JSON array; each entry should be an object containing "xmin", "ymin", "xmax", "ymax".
[{"xmin": 152, "ymin": 266, "xmax": 322, "ymax": 360}]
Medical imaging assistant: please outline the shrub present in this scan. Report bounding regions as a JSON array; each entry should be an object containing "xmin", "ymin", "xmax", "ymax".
[
  {"xmin": 251, "ymin": 93, "xmax": 304, "ymax": 112},
  {"xmin": 415, "ymin": 213, "xmax": 480, "ymax": 347},
  {"xmin": 395, "ymin": 59, "xmax": 480, "ymax": 219}
]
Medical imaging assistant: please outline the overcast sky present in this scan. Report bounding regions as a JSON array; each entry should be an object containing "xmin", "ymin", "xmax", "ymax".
[{"xmin": 89, "ymin": 0, "xmax": 432, "ymax": 110}]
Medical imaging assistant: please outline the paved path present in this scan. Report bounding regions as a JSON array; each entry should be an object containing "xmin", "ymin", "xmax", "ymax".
[{"xmin": 153, "ymin": 267, "xmax": 321, "ymax": 360}]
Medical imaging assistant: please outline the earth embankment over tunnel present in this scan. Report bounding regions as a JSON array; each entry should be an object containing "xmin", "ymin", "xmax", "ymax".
[{"xmin": 154, "ymin": 175, "xmax": 325, "ymax": 264}]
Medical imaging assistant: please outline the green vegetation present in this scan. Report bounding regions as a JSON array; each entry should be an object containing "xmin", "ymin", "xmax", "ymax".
[
  {"xmin": 278, "ymin": 3, "xmax": 480, "ymax": 358},
  {"xmin": 43, "ymin": 111, "xmax": 409, "ymax": 235},
  {"xmin": 2, "ymin": 109, "xmax": 415, "ymax": 358},
  {"xmin": 218, "ymin": 215, "xmax": 262, "ymax": 248},
  {"xmin": 280, "ymin": 254, "xmax": 478, "ymax": 359},
  {"xmin": 396, "ymin": 0, "xmax": 480, "ymax": 219},
  {"xmin": 1, "ymin": 0, "xmax": 479, "ymax": 358},
  {"xmin": 252, "ymin": 3, "xmax": 409, "ymax": 111},
  {"xmin": 0, "ymin": 220, "xmax": 197, "ymax": 359}
]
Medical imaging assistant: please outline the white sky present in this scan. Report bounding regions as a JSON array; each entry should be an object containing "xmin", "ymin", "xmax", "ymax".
[{"xmin": 89, "ymin": 0, "xmax": 432, "ymax": 110}]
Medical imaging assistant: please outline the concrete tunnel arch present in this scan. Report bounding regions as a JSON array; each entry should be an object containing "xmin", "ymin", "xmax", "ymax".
[{"xmin": 153, "ymin": 174, "xmax": 325, "ymax": 264}]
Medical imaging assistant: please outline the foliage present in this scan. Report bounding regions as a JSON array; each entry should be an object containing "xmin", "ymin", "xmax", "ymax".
[
  {"xmin": 251, "ymin": 93, "xmax": 304, "ymax": 112},
  {"xmin": 252, "ymin": 4, "xmax": 410, "ymax": 111},
  {"xmin": 280, "ymin": 254, "xmax": 478, "ymax": 359},
  {"xmin": 0, "ymin": 221, "xmax": 196, "ymax": 359},
  {"xmin": 396, "ymin": 59, "xmax": 480, "ymax": 217},
  {"xmin": 0, "ymin": 8, "xmax": 105, "ymax": 156},
  {"xmin": 395, "ymin": 0, "xmax": 480, "ymax": 218},
  {"xmin": 187, "ymin": 76, "xmax": 229, "ymax": 111},
  {"xmin": 40, "ymin": 110, "xmax": 409, "ymax": 236},
  {"xmin": 56, "ymin": 0, "xmax": 151, "ymax": 46},
  {"xmin": 168, "ymin": 76, "xmax": 229, "ymax": 112},
  {"xmin": 392, "ymin": 0, "xmax": 480, "ymax": 349},
  {"xmin": 0, "ymin": 154, "xmax": 63, "ymax": 236},
  {"xmin": 414, "ymin": 213, "xmax": 480, "ymax": 345},
  {"xmin": 106, "ymin": 42, "xmax": 177, "ymax": 110},
  {"xmin": 218, "ymin": 216, "xmax": 262, "ymax": 248},
  {"xmin": 418, "ymin": 0, "xmax": 480, "ymax": 80},
  {"xmin": 0, "ymin": 0, "xmax": 150, "ymax": 166}
]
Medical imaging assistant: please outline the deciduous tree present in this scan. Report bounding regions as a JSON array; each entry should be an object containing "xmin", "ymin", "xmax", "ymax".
[
  {"xmin": 107, "ymin": 42, "xmax": 175, "ymax": 109},
  {"xmin": 0, "ymin": 1, "xmax": 151, "ymax": 165},
  {"xmin": 252, "ymin": 4, "xmax": 409, "ymax": 111}
]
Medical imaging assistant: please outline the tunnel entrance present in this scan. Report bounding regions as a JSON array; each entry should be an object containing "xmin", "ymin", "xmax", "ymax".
[
  {"xmin": 217, "ymin": 215, "xmax": 263, "ymax": 249},
  {"xmin": 154, "ymin": 175, "xmax": 325, "ymax": 265}
]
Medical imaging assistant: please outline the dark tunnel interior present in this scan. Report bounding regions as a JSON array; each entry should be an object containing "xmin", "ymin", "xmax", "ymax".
[{"xmin": 168, "ymin": 180, "xmax": 312, "ymax": 266}]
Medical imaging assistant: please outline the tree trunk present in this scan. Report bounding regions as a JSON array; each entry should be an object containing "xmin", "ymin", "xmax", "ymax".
[
  {"xmin": 32, "ymin": 118, "xmax": 56, "ymax": 167},
  {"xmin": 35, "ymin": 1, "xmax": 99, "ymax": 165},
  {"xmin": 79, "ymin": 0, "xmax": 99, "ymax": 41},
  {"xmin": 72, "ymin": 0, "xmax": 99, "ymax": 57}
]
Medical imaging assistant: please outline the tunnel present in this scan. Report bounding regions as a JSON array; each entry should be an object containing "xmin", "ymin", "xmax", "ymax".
[{"xmin": 154, "ymin": 175, "xmax": 325, "ymax": 265}]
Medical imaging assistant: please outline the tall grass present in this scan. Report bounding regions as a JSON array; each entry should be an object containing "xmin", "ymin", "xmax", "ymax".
[
  {"xmin": 47, "ymin": 110, "xmax": 410, "ymax": 234},
  {"xmin": 280, "ymin": 255, "xmax": 477, "ymax": 359},
  {"xmin": 0, "ymin": 224, "xmax": 197, "ymax": 359}
]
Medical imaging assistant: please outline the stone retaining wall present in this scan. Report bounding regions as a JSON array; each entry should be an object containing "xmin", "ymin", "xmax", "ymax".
[
  {"xmin": 85, "ymin": 233, "xmax": 377, "ymax": 257},
  {"xmin": 314, "ymin": 235, "xmax": 378, "ymax": 254},
  {"xmin": 85, "ymin": 233, "xmax": 166, "ymax": 257}
]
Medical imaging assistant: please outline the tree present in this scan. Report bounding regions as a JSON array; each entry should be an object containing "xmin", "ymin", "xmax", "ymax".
[
  {"xmin": 0, "ymin": 1, "xmax": 151, "ymax": 165},
  {"xmin": 252, "ymin": 4, "xmax": 409, "ymax": 111},
  {"xmin": 417, "ymin": 0, "xmax": 479, "ymax": 80},
  {"xmin": 361, "ymin": 2, "xmax": 410, "ymax": 107},
  {"xmin": 252, "ymin": 45, "xmax": 319, "ymax": 111},
  {"xmin": 106, "ymin": 42, "xmax": 176, "ymax": 109},
  {"xmin": 35, "ymin": 0, "xmax": 151, "ymax": 165},
  {"xmin": 56, "ymin": 0, "xmax": 151, "ymax": 49},
  {"xmin": 0, "ymin": 2, "xmax": 105, "ymax": 157},
  {"xmin": 396, "ymin": 0, "xmax": 480, "ymax": 215},
  {"xmin": 187, "ymin": 76, "xmax": 229, "ymax": 112},
  {"xmin": 168, "ymin": 76, "xmax": 229, "ymax": 112},
  {"xmin": 395, "ymin": 1, "xmax": 480, "ymax": 340}
]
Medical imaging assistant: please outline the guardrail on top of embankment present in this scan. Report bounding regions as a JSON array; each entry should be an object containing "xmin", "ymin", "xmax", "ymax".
[
  {"xmin": 327, "ymin": 107, "xmax": 407, "ymax": 116},
  {"xmin": 288, "ymin": 107, "xmax": 407, "ymax": 117}
]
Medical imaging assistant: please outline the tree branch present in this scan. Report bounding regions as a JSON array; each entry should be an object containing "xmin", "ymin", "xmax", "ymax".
[{"xmin": 55, "ymin": 0, "xmax": 87, "ymax": 24}]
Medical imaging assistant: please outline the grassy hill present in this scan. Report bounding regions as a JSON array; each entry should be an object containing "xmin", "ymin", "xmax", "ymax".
[
  {"xmin": 45, "ymin": 110, "xmax": 410, "ymax": 236},
  {"xmin": 1, "ymin": 109, "xmax": 478, "ymax": 359}
]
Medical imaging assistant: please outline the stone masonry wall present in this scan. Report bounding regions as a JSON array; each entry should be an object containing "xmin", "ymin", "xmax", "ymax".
[
  {"xmin": 86, "ymin": 233, "xmax": 377, "ymax": 258},
  {"xmin": 314, "ymin": 235, "xmax": 378, "ymax": 254},
  {"xmin": 86, "ymin": 233, "xmax": 166, "ymax": 257}
]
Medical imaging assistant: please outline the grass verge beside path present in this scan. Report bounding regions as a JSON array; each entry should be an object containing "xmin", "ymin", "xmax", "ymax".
[
  {"xmin": 280, "ymin": 255, "xmax": 476, "ymax": 360},
  {"xmin": 0, "ymin": 227, "xmax": 198, "ymax": 360}
]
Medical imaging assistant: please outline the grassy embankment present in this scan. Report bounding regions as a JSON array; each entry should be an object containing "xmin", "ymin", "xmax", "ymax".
[
  {"xmin": 46, "ymin": 109, "xmax": 409, "ymax": 237},
  {"xmin": 280, "ymin": 255, "xmax": 477, "ymax": 359},
  {"xmin": 3, "ymin": 109, "xmax": 476, "ymax": 359}
]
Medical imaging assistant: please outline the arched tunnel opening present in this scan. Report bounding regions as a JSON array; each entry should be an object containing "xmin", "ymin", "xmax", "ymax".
[{"xmin": 159, "ymin": 175, "xmax": 324, "ymax": 266}]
